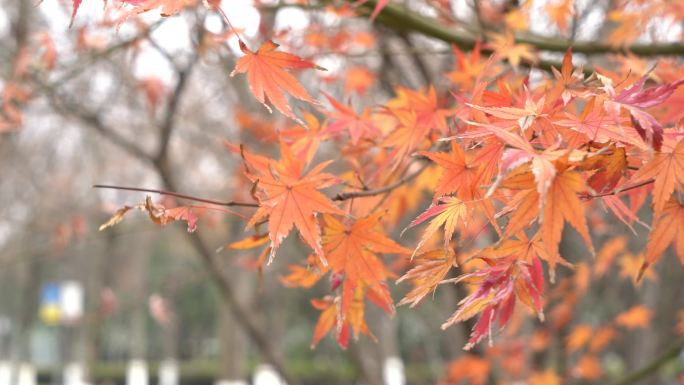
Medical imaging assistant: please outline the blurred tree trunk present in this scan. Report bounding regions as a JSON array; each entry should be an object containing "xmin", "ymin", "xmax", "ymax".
[
  {"xmin": 218, "ymin": 219, "xmax": 250, "ymax": 383},
  {"xmin": 129, "ymin": 246, "xmax": 149, "ymax": 361},
  {"xmin": 349, "ymin": 308, "xmax": 384, "ymax": 385},
  {"xmin": 161, "ymin": 319, "xmax": 178, "ymax": 363},
  {"xmin": 10, "ymin": 253, "xmax": 41, "ymax": 363},
  {"xmin": 8, "ymin": 0, "xmax": 35, "ymax": 376},
  {"xmin": 83, "ymin": 229, "xmax": 110, "ymax": 381}
]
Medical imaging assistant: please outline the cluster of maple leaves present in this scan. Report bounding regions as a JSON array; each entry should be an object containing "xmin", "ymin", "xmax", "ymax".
[
  {"xmin": 437, "ymin": 234, "xmax": 664, "ymax": 384},
  {"xmin": 219, "ymin": 42, "xmax": 684, "ymax": 349},
  {"xmin": 48, "ymin": 0, "xmax": 684, "ymax": 353}
]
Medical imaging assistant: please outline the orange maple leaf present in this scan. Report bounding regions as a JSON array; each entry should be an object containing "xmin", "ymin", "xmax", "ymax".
[
  {"xmin": 629, "ymin": 139, "xmax": 684, "ymax": 213},
  {"xmin": 227, "ymin": 234, "xmax": 269, "ymax": 250},
  {"xmin": 312, "ymin": 279, "xmax": 376, "ymax": 349},
  {"xmin": 501, "ymin": 188, "xmax": 539, "ymax": 237},
  {"xmin": 441, "ymin": 255, "xmax": 544, "ymax": 349},
  {"xmin": 322, "ymin": 212, "xmax": 409, "ymax": 286},
  {"xmin": 343, "ymin": 66, "xmax": 375, "ymax": 96},
  {"xmin": 615, "ymin": 305, "xmax": 652, "ymax": 329},
  {"xmin": 620, "ymin": 253, "xmax": 656, "ymax": 283},
  {"xmin": 540, "ymin": 163, "xmax": 594, "ymax": 279},
  {"xmin": 549, "ymin": 48, "xmax": 587, "ymax": 105},
  {"xmin": 280, "ymin": 255, "xmax": 328, "ymax": 289},
  {"xmin": 242, "ymin": 142, "xmax": 344, "ymax": 264},
  {"xmin": 554, "ymin": 101, "xmax": 646, "ymax": 149},
  {"xmin": 487, "ymin": 232, "xmax": 570, "ymax": 276},
  {"xmin": 573, "ymin": 354, "xmax": 602, "ymax": 380},
  {"xmin": 339, "ymin": 279, "xmax": 373, "ymax": 348},
  {"xmin": 529, "ymin": 369, "xmax": 561, "ymax": 385},
  {"xmin": 416, "ymin": 141, "xmax": 502, "ymax": 236},
  {"xmin": 576, "ymin": 144, "xmax": 627, "ymax": 194},
  {"xmin": 444, "ymin": 354, "xmax": 490, "ymax": 385},
  {"xmin": 323, "ymin": 93, "xmax": 380, "ymax": 145},
  {"xmin": 387, "ymin": 86, "xmax": 452, "ymax": 134},
  {"xmin": 545, "ymin": 0, "xmax": 574, "ymax": 35},
  {"xmin": 418, "ymin": 142, "xmax": 481, "ymax": 200},
  {"xmin": 403, "ymin": 197, "xmax": 468, "ymax": 257},
  {"xmin": 498, "ymin": 160, "xmax": 591, "ymax": 280},
  {"xmin": 310, "ymin": 297, "xmax": 338, "ymax": 348},
  {"xmin": 379, "ymin": 87, "xmax": 452, "ymax": 171},
  {"xmin": 231, "ymin": 40, "xmax": 324, "ymax": 121},
  {"xmin": 566, "ymin": 324, "xmax": 593, "ymax": 353},
  {"xmin": 396, "ymin": 249, "xmax": 457, "ymax": 308},
  {"xmin": 594, "ymin": 236, "xmax": 628, "ymax": 277},
  {"xmin": 381, "ymin": 110, "xmax": 427, "ymax": 169},
  {"xmin": 447, "ymin": 41, "xmax": 495, "ymax": 89},
  {"xmin": 280, "ymin": 111, "xmax": 328, "ymax": 165},
  {"xmin": 486, "ymin": 33, "xmax": 536, "ymax": 69},
  {"xmin": 589, "ymin": 326, "xmax": 618, "ymax": 353},
  {"xmin": 639, "ymin": 197, "xmax": 684, "ymax": 279},
  {"xmin": 467, "ymin": 90, "xmax": 547, "ymax": 133}
]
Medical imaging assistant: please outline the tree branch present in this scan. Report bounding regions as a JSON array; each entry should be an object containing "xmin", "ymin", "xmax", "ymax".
[
  {"xmin": 93, "ymin": 184, "xmax": 259, "ymax": 207},
  {"xmin": 155, "ymin": 55, "xmax": 196, "ymax": 164},
  {"xmin": 607, "ymin": 338, "xmax": 684, "ymax": 385},
  {"xmin": 94, "ymin": 161, "xmax": 428, "ymax": 207},
  {"xmin": 156, "ymin": 166, "xmax": 300, "ymax": 385},
  {"xmin": 366, "ymin": 1, "xmax": 684, "ymax": 58},
  {"xmin": 52, "ymin": 20, "xmax": 299, "ymax": 384},
  {"xmin": 45, "ymin": 90, "xmax": 155, "ymax": 164},
  {"xmin": 145, "ymin": 20, "xmax": 300, "ymax": 385},
  {"xmin": 396, "ymin": 32, "xmax": 433, "ymax": 86},
  {"xmin": 333, "ymin": 162, "xmax": 429, "ymax": 201},
  {"xmin": 585, "ymin": 178, "xmax": 655, "ymax": 199},
  {"xmin": 46, "ymin": 21, "xmax": 162, "ymax": 89}
]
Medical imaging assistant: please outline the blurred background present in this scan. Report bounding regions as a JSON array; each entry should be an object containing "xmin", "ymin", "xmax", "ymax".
[{"xmin": 0, "ymin": 0, "xmax": 683, "ymax": 384}]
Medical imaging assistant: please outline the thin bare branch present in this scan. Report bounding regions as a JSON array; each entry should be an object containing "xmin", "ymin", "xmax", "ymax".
[
  {"xmin": 45, "ymin": 91, "xmax": 155, "ymax": 164},
  {"xmin": 608, "ymin": 338, "xmax": 684, "ymax": 385},
  {"xmin": 585, "ymin": 178, "xmax": 655, "ymax": 199},
  {"xmin": 334, "ymin": 162, "xmax": 429, "ymax": 201},
  {"xmin": 93, "ymin": 184, "xmax": 259, "ymax": 207}
]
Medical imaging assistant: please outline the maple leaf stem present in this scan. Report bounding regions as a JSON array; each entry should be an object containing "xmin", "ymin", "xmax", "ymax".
[
  {"xmin": 214, "ymin": 5, "xmax": 243, "ymax": 42},
  {"xmin": 333, "ymin": 162, "xmax": 429, "ymax": 201},
  {"xmin": 93, "ymin": 184, "xmax": 259, "ymax": 207},
  {"xmin": 585, "ymin": 178, "xmax": 655, "ymax": 199}
]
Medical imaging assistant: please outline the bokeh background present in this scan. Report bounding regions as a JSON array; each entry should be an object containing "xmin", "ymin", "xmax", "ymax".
[{"xmin": 1, "ymin": 1, "xmax": 683, "ymax": 385}]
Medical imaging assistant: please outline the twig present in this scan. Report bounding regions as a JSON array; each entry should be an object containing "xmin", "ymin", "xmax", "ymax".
[
  {"xmin": 46, "ymin": 21, "xmax": 163, "ymax": 88},
  {"xmin": 156, "ymin": 60, "xmax": 195, "ymax": 163},
  {"xmin": 93, "ymin": 184, "xmax": 259, "ymax": 207},
  {"xmin": 585, "ymin": 178, "xmax": 655, "ymax": 199},
  {"xmin": 333, "ymin": 162, "xmax": 429, "ymax": 201},
  {"xmin": 44, "ymin": 91, "xmax": 154, "ymax": 164},
  {"xmin": 94, "ymin": 162, "xmax": 428, "ymax": 207}
]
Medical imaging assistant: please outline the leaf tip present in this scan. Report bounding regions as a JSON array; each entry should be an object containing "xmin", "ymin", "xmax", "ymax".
[{"xmin": 636, "ymin": 261, "xmax": 649, "ymax": 282}]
